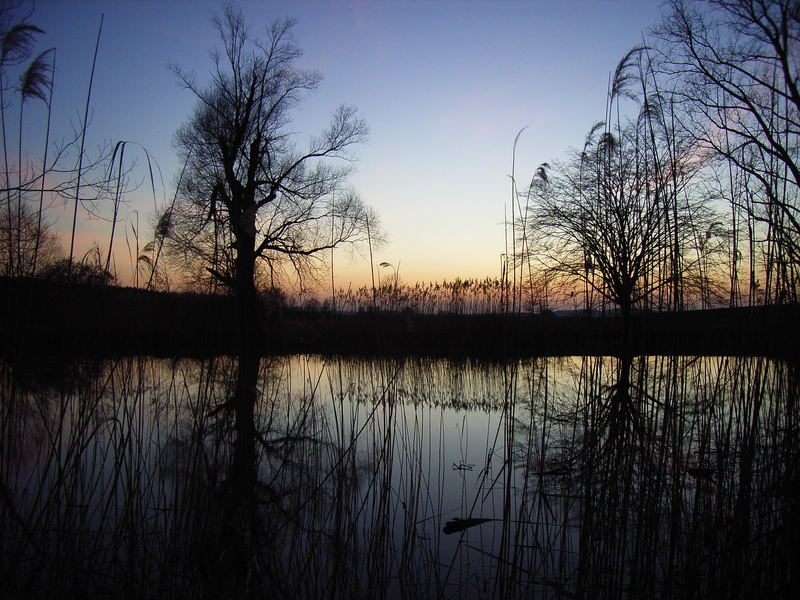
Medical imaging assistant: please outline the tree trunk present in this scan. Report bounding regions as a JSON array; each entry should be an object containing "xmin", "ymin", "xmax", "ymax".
[
  {"xmin": 234, "ymin": 230, "xmax": 259, "ymax": 352},
  {"xmin": 619, "ymin": 297, "xmax": 633, "ymax": 351},
  {"xmin": 220, "ymin": 230, "xmax": 261, "ymax": 594},
  {"xmin": 231, "ymin": 224, "xmax": 260, "ymax": 487}
]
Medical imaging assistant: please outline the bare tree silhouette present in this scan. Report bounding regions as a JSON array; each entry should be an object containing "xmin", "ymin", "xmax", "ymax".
[
  {"xmin": 657, "ymin": 0, "xmax": 800, "ymax": 303},
  {"xmin": 166, "ymin": 7, "xmax": 375, "ymax": 335},
  {"xmin": 524, "ymin": 118, "xmax": 718, "ymax": 329}
]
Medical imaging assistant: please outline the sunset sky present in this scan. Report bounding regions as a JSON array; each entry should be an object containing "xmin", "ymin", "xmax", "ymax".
[{"xmin": 18, "ymin": 0, "xmax": 664, "ymax": 292}]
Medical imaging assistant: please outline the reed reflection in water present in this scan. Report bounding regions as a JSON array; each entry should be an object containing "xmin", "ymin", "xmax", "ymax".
[{"xmin": 0, "ymin": 353, "xmax": 797, "ymax": 598}]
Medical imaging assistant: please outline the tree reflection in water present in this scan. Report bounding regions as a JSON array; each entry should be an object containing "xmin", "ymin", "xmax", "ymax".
[{"xmin": 0, "ymin": 353, "xmax": 797, "ymax": 598}]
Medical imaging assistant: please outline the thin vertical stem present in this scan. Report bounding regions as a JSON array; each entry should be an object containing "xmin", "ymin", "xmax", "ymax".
[
  {"xmin": 32, "ymin": 48, "xmax": 55, "ymax": 277},
  {"xmin": 511, "ymin": 126, "xmax": 527, "ymax": 314},
  {"xmin": 2, "ymin": 73, "xmax": 12, "ymax": 275},
  {"xmin": 330, "ymin": 199, "xmax": 336, "ymax": 312},
  {"xmin": 16, "ymin": 93, "xmax": 24, "ymax": 275},
  {"xmin": 104, "ymin": 141, "xmax": 125, "ymax": 281},
  {"xmin": 68, "ymin": 14, "xmax": 103, "ymax": 279},
  {"xmin": 366, "ymin": 214, "xmax": 375, "ymax": 310}
]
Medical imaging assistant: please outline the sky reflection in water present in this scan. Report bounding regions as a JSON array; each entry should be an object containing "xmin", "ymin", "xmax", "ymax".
[{"xmin": 2, "ymin": 354, "xmax": 797, "ymax": 598}]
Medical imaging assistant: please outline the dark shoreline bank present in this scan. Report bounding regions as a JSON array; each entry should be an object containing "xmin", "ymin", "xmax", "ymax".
[{"xmin": 2, "ymin": 277, "xmax": 798, "ymax": 359}]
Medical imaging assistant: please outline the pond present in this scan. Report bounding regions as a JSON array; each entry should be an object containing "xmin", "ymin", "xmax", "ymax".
[{"xmin": 1, "ymin": 354, "xmax": 797, "ymax": 598}]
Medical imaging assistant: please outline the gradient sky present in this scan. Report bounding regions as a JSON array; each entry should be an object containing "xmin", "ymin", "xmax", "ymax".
[{"xmin": 17, "ymin": 0, "xmax": 665, "ymax": 291}]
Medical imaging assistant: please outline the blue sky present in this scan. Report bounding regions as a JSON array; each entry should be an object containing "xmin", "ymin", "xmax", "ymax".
[{"xmin": 16, "ymin": 0, "xmax": 665, "ymax": 290}]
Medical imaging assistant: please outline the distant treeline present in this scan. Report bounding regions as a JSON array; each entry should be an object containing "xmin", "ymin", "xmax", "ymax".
[
  {"xmin": 3, "ymin": 277, "xmax": 798, "ymax": 359},
  {"xmin": 2, "ymin": 277, "xmax": 238, "ymax": 357}
]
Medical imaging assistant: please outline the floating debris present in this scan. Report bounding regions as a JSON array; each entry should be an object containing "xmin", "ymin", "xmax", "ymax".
[
  {"xmin": 452, "ymin": 462, "xmax": 476, "ymax": 471},
  {"xmin": 443, "ymin": 517, "xmax": 494, "ymax": 535}
]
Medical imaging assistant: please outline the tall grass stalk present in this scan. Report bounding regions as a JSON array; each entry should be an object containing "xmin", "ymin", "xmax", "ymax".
[
  {"xmin": 1, "ymin": 22, "xmax": 43, "ymax": 275},
  {"xmin": 510, "ymin": 126, "xmax": 527, "ymax": 314},
  {"xmin": 31, "ymin": 48, "xmax": 55, "ymax": 277},
  {"xmin": 68, "ymin": 14, "xmax": 103, "ymax": 279},
  {"xmin": 104, "ymin": 141, "xmax": 126, "ymax": 281}
]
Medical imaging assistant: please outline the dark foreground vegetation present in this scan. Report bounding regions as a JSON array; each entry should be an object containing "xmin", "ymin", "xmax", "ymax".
[{"xmin": 4, "ymin": 277, "xmax": 798, "ymax": 359}]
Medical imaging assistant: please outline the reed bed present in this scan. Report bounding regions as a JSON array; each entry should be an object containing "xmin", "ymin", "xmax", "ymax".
[
  {"xmin": 329, "ymin": 277, "xmax": 509, "ymax": 315},
  {"xmin": 0, "ymin": 354, "xmax": 796, "ymax": 598}
]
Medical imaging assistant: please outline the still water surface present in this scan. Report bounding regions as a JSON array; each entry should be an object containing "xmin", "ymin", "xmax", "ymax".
[{"xmin": 1, "ymin": 355, "xmax": 797, "ymax": 598}]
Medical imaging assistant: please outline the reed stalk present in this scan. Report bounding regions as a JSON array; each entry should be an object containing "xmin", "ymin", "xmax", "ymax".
[{"xmin": 68, "ymin": 14, "xmax": 103, "ymax": 279}]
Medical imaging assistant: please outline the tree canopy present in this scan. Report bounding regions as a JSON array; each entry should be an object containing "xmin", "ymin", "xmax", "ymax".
[{"xmin": 165, "ymin": 7, "xmax": 375, "ymax": 299}]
